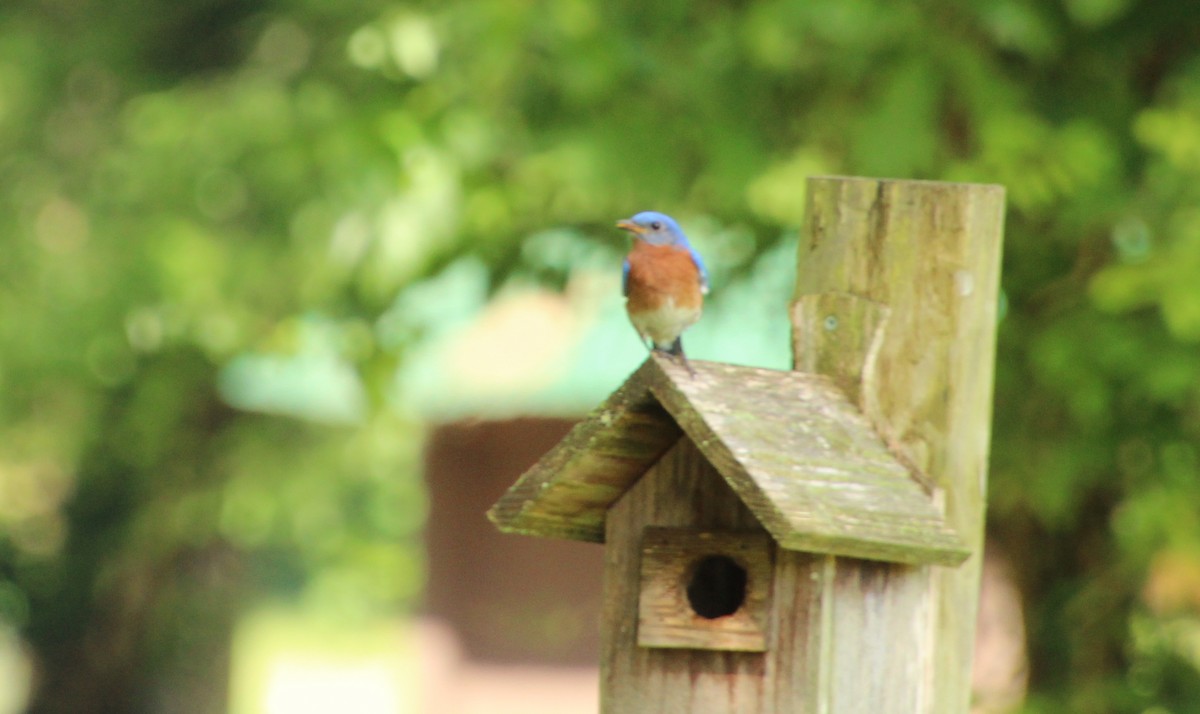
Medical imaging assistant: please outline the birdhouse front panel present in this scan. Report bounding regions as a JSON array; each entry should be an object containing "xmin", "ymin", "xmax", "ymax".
[{"xmin": 601, "ymin": 436, "xmax": 825, "ymax": 712}]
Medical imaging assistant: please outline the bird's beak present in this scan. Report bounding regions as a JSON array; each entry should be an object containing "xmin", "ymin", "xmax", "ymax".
[{"xmin": 616, "ymin": 219, "xmax": 644, "ymax": 235}]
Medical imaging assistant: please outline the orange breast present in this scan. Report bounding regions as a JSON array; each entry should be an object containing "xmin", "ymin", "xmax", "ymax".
[{"xmin": 624, "ymin": 243, "xmax": 704, "ymax": 314}]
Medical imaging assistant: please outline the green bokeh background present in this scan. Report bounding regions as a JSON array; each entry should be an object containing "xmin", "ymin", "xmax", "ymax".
[{"xmin": 3, "ymin": 0, "xmax": 1200, "ymax": 711}]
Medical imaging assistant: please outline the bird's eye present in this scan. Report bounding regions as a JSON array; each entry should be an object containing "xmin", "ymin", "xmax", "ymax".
[{"xmin": 650, "ymin": 221, "xmax": 662, "ymax": 230}]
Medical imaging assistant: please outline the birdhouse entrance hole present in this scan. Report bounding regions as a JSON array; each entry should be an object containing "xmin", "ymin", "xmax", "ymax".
[
  {"xmin": 686, "ymin": 555, "xmax": 747, "ymax": 619},
  {"xmin": 637, "ymin": 527, "xmax": 772, "ymax": 652}
]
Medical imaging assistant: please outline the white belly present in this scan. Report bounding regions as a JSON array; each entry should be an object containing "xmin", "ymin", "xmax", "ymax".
[{"xmin": 629, "ymin": 298, "xmax": 701, "ymax": 349}]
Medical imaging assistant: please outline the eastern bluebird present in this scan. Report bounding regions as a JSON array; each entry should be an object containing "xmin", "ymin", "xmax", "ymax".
[{"xmin": 616, "ymin": 211, "xmax": 709, "ymax": 371}]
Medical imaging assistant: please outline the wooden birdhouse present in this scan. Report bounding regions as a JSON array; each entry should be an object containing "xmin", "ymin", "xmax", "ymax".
[{"xmin": 488, "ymin": 177, "xmax": 1006, "ymax": 713}]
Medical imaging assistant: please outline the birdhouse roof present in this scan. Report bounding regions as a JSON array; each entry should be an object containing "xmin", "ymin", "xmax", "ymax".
[{"xmin": 488, "ymin": 355, "xmax": 968, "ymax": 566}]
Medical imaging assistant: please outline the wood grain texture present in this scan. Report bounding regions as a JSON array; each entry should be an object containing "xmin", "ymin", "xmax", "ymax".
[
  {"xmin": 790, "ymin": 292, "xmax": 890, "ymax": 406},
  {"xmin": 491, "ymin": 353, "xmax": 968, "ymax": 565},
  {"xmin": 792, "ymin": 176, "xmax": 1005, "ymax": 713}
]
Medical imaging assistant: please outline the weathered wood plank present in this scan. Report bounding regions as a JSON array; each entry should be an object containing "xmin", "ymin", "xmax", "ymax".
[
  {"xmin": 793, "ymin": 176, "xmax": 1005, "ymax": 713},
  {"xmin": 648, "ymin": 356, "xmax": 967, "ymax": 565}
]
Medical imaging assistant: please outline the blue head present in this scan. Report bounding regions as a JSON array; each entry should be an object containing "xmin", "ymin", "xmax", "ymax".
[
  {"xmin": 616, "ymin": 210, "xmax": 709, "ymax": 295},
  {"xmin": 615, "ymin": 211, "xmax": 691, "ymax": 247}
]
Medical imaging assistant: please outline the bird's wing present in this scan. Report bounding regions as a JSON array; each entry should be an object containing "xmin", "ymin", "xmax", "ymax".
[
  {"xmin": 689, "ymin": 248, "xmax": 710, "ymax": 295},
  {"xmin": 622, "ymin": 257, "xmax": 631, "ymax": 296}
]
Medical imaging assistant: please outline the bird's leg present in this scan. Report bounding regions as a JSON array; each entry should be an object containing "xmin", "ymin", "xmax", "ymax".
[{"xmin": 665, "ymin": 337, "xmax": 696, "ymax": 377}]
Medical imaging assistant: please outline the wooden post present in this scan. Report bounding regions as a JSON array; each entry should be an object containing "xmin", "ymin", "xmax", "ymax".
[{"xmin": 791, "ymin": 176, "xmax": 1005, "ymax": 712}]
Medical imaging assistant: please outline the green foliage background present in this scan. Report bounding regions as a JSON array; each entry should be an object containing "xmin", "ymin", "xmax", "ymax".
[{"xmin": 2, "ymin": 0, "xmax": 1200, "ymax": 711}]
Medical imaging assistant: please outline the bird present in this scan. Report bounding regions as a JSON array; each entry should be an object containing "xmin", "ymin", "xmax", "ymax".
[{"xmin": 616, "ymin": 211, "xmax": 709, "ymax": 373}]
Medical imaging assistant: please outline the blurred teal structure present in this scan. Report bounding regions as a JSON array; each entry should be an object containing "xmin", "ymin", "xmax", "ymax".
[{"xmin": 2, "ymin": 0, "xmax": 1200, "ymax": 712}]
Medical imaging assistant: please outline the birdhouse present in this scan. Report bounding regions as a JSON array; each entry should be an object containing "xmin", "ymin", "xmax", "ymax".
[
  {"xmin": 489, "ymin": 353, "xmax": 968, "ymax": 651},
  {"xmin": 487, "ymin": 176, "xmax": 1004, "ymax": 713}
]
